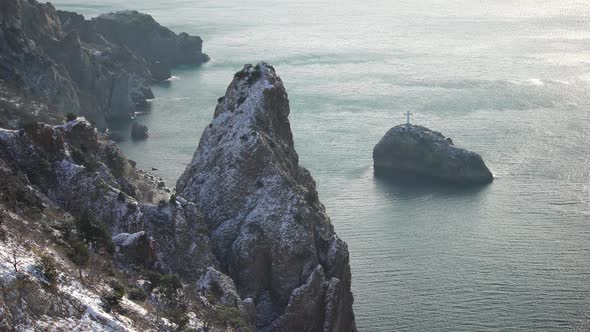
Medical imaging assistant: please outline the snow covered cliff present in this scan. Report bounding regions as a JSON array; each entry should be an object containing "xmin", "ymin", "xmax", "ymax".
[{"xmin": 177, "ymin": 63, "xmax": 356, "ymax": 331}]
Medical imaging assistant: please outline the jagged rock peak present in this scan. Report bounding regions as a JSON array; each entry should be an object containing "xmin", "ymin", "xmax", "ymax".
[{"xmin": 177, "ymin": 62, "xmax": 356, "ymax": 331}]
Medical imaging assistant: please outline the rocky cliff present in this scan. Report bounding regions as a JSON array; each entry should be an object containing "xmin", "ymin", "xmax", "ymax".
[
  {"xmin": 0, "ymin": 0, "xmax": 208, "ymax": 130},
  {"xmin": 0, "ymin": 117, "xmax": 255, "ymax": 330},
  {"xmin": 177, "ymin": 63, "xmax": 356, "ymax": 331},
  {"xmin": 373, "ymin": 124, "xmax": 494, "ymax": 185},
  {"xmin": 0, "ymin": 61, "xmax": 356, "ymax": 330},
  {"xmin": 90, "ymin": 11, "xmax": 209, "ymax": 67}
]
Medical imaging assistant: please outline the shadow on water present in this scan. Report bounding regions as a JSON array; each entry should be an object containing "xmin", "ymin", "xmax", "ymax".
[{"xmin": 372, "ymin": 169, "xmax": 492, "ymax": 200}]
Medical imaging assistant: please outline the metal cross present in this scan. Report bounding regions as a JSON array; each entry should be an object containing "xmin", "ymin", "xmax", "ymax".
[{"xmin": 405, "ymin": 111, "xmax": 413, "ymax": 125}]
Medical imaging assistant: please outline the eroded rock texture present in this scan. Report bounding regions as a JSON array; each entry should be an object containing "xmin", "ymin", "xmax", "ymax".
[
  {"xmin": 177, "ymin": 63, "xmax": 356, "ymax": 331},
  {"xmin": 0, "ymin": 0, "xmax": 208, "ymax": 129},
  {"xmin": 0, "ymin": 119, "xmax": 218, "ymax": 279},
  {"xmin": 373, "ymin": 124, "xmax": 494, "ymax": 185}
]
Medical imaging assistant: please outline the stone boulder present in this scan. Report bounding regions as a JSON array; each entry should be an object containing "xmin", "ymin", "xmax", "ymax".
[
  {"xmin": 198, "ymin": 267, "xmax": 257, "ymax": 326},
  {"xmin": 177, "ymin": 63, "xmax": 356, "ymax": 331},
  {"xmin": 373, "ymin": 124, "xmax": 493, "ymax": 185},
  {"xmin": 131, "ymin": 122, "xmax": 149, "ymax": 140},
  {"xmin": 112, "ymin": 231, "xmax": 157, "ymax": 269}
]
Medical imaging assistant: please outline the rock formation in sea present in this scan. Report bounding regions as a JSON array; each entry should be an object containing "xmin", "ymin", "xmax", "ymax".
[
  {"xmin": 131, "ymin": 122, "xmax": 150, "ymax": 140},
  {"xmin": 177, "ymin": 62, "xmax": 356, "ymax": 331},
  {"xmin": 373, "ymin": 124, "xmax": 494, "ymax": 185},
  {"xmin": 0, "ymin": 0, "xmax": 209, "ymax": 130}
]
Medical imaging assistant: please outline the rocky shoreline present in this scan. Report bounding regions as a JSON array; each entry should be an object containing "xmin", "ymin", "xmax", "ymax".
[
  {"xmin": 0, "ymin": 1, "xmax": 356, "ymax": 330},
  {"xmin": 0, "ymin": 0, "xmax": 209, "ymax": 130}
]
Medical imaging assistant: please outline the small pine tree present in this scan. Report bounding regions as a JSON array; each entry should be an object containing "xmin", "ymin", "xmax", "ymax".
[
  {"xmin": 128, "ymin": 286, "xmax": 147, "ymax": 302},
  {"xmin": 75, "ymin": 211, "xmax": 115, "ymax": 255},
  {"xmin": 108, "ymin": 279, "xmax": 126, "ymax": 298},
  {"xmin": 160, "ymin": 274, "xmax": 183, "ymax": 303},
  {"xmin": 68, "ymin": 240, "xmax": 89, "ymax": 280},
  {"xmin": 37, "ymin": 254, "xmax": 58, "ymax": 284}
]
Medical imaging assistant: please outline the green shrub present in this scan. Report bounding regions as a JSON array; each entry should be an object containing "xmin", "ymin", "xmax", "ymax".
[
  {"xmin": 234, "ymin": 70, "xmax": 247, "ymax": 79},
  {"xmin": 36, "ymin": 254, "xmax": 58, "ymax": 284},
  {"xmin": 117, "ymin": 191, "xmax": 126, "ymax": 203},
  {"xmin": 169, "ymin": 194, "xmax": 177, "ymax": 206},
  {"xmin": 160, "ymin": 274, "xmax": 183, "ymax": 302},
  {"xmin": 158, "ymin": 199, "xmax": 168, "ymax": 209},
  {"xmin": 66, "ymin": 113, "xmax": 77, "ymax": 122},
  {"xmin": 68, "ymin": 240, "xmax": 89, "ymax": 279},
  {"xmin": 219, "ymin": 305, "xmax": 248, "ymax": 329},
  {"xmin": 204, "ymin": 304, "xmax": 250, "ymax": 331},
  {"xmin": 128, "ymin": 286, "xmax": 147, "ymax": 302},
  {"xmin": 75, "ymin": 211, "xmax": 115, "ymax": 255},
  {"xmin": 166, "ymin": 306, "xmax": 189, "ymax": 330},
  {"xmin": 144, "ymin": 270, "xmax": 162, "ymax": 291},
  {"xmin": 108, "ymin": 279, "xmax": 126, "ymax": 298},
  {"xmin": 101, "ymin": 291, "xmax": 123, "ymax": 313},
  {"xmin": 70, "ymin": 148, "xmax": 100, "ymax": 172}
]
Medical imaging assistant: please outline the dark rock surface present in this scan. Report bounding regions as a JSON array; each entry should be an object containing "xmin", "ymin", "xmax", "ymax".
[
  {"xmin": 112, "ymin": 231, "xmax": 157, "ymax": 269},
  {"xmin": 373, "ymin": 124, "xmax": 494, "ymax": 185},
  {"xmin": 0, "ymin": 117, "xmax": 256, "ymax": 329},
  {"xmin": 177, "ymin": 63, "xmax": 356, "ymax": 331},
  {"xmin": 0, "ymin": 0, "xmax": 208, "ymax": 130},
  {"xmin": 0, "ymin": 119, "xmax": 218, "ymax": 280},
  {"xmin": 150, "ymin": 61, "xmax": 172, "ymax": 81},
  {"xmin": 131, "ymin": 122, "xmax": 149, "ymax": 140},
  {"xmin": 92, "ymin": 10, "xmax": 210, "ymax": 67}
]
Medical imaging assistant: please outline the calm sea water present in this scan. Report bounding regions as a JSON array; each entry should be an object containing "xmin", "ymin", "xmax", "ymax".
[{"xmin": 55, "ymin": 1, "xmax": 590, "ymax": 330}]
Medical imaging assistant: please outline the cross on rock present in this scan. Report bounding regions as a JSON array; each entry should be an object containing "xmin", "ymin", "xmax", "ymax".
[{"xmin": 405, "ymin": 111, "xmax": 413, "ymax": 125}]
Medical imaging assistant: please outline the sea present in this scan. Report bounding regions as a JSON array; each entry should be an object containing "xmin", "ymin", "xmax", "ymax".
[{"xmin": 53, "ymin": 1, "xmax": 590, "ymax": 330}]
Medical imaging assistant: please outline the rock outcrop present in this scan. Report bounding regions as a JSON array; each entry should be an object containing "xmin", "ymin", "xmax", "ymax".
[
  {"xmin": 373, "ymin": 124, "xmax": 494, "ymax": 185},
  {"xmin": 0, "ymin": 117, "xmax": 257, "ymax": 330},
  {"xmin": 0, "ymin": 119, "xmax": 218, "ymax": 279},
  {"xmin": 177, "ymin": 63, "xmax": 356, "ymax": 331},
  {"xmin": 91, "ymin": 10, "xmax": 210, "ymax": 67},
  {"xmin": 131, "ymin": 122, "xmax": 149, "ymax": 140},
  {"xmin": 112, "ymin": 231, "xmax": 157, "ymax": 269},
  {"xmin": 0, "ymin": 0, "xmax": 208, "ymax": 129},
  {"xmin": 150, "ymin": 61, "xmax": 172, "ymax": 81}
]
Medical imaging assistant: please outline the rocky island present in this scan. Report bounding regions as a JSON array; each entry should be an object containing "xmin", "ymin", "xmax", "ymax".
[{"xmin": 373, "ymin": 124, "xmax": 494, "ymax": 185}]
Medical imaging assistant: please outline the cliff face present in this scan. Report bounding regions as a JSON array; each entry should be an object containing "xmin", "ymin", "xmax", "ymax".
[
  {"xmin": 0, "ymin": 0, "xmax": 208, "ymax": 130},
  {"xmin": 373, "ymin": 124, "xmax": 494, "ymax": 185},
  {"xmin": 177, "ymin": 63, "xmax": 356, "ymax": 331},
  {"xmin": 0, "ymin": 118, "xmax": 256, "ymax": 330},
  {"xmin": 0, "ymin": 119, "xmax": 218, "ymax": 279},
  {"xmin": 0, "ymin": 0, "xmax": 80, "ymax": 119},
  {"xmin": 91, "ymin": 11, "xmax": 210, "ymax": 67}
]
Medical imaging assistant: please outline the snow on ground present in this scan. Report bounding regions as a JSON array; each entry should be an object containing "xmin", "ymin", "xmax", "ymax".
[{"xmin": 0, "ymin": 232, "xmax": 165, "ymax": 331}]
